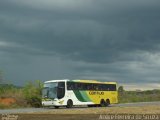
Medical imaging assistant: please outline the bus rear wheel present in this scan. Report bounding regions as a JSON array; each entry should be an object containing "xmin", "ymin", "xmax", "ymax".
[
  {"xmin": 106, "ymin": 99, "xmax": 110, "ymax": 107},
  {"xmin": 100, "ymin": 99, "xmax": 107, "ymax": 107},
  {"xmin": 66, "ymin": 99, "xmax": 73, "ymax": 108}
]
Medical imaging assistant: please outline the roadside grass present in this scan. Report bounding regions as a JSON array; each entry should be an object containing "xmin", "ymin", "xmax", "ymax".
[
  {"xmin": 0, "ymin": 83, "xmax": 160, "ymax": 109},
  {"xmin": 0, "ymin": 88, "xmax": 28, "ymax": 108},
  {"xmin": 0, "ymin": 80, "xmax": 42, "ymax": 109},
  {"xmin": 118, "ymin": 90, "xmax": 160, "ymax": 103},
  {"xmin": 0, "ymin": 103, "xmax": 21, "ymax": 109}
]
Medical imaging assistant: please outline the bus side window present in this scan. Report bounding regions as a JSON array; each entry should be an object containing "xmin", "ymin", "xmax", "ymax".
[
  {"xmin": 74, "ymin": 83, "xmax": 77, "ymax": 90},
  {"xmin": 88, "ymin": 84, "xmax": 93, "ymax": 90},
  {"xmin": 101, "ymin": 84, "xmax": 105, "ymax": 91},
  {"xmin": 57, "ymin": 82, "xmax": 65, "ymax": 99},
  {"xmin": 103, "ymin": 84, "xmax": 109, "ymax": 91},
  {"xmin": 78, "ymin": 83, "xmax": 83, "ymax": 90},
  {"xmin": 95, "ymin": 84, "xmax": 99, "ymax": 91},
  {"xmin": 97, "ymin": 84, "xmax": 101, "ymax": 91},
  {"xmin": 82, "ymin": 83, "xmax": 87, "ymax": 90},
  {"xmin": 85, "ymin": 83, "xmax": 90, "ymax": 90},
  {"xmin": 100, "ymin": 84, "xmax": 104, "ymax": 91},
  {"xmin": 67, "ymin": 82, "xmax": 75, "ymax": 90},
  {"xmin": 67, "ymin": 82, "xmax": 71, "ymax": 90},
  {"xmin": 86, "ymin": 83, "xmax": 89, "ymax": 90},
  {"xmin": 110, "ymin": 84, "xmax": 116, "ymax": 91}
]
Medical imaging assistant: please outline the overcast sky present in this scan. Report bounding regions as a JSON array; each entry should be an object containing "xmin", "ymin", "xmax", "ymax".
[{"xmin": 0, "ymin": 0, "xmax": 160, "ymax": 90}]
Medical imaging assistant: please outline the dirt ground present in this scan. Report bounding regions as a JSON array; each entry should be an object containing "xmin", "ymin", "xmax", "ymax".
[
  {"xmin": 0, "ymin": 97, "xmax": 16, "ymax": 106},
  {"xmin": 32, "ymin": 105, "xmax": 160, "ymax": 114},
  {"xmin": 1, "ymin": 105, "xmax": 160, "ymax": 120}
]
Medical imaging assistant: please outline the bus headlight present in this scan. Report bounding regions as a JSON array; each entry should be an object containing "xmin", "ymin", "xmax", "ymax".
[{"xmin": 53, "ymin": 98, "xmax": 58, "ymax": 101}]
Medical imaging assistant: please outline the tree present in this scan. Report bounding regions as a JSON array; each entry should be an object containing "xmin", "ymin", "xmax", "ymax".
[{"xmin": 118, "ymin": 86, "xmax": 125, "ymax": 95}]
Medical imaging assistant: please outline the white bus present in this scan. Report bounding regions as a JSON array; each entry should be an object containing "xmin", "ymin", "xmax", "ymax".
[{"xmin": 42, "ymin": 79, "xmax": 118, "ymax": 108}]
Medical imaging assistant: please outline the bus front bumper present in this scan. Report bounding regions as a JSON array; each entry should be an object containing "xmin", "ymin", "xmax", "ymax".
[{"xmin": 42, "ymin": 99, "xmax": 64, "ymax": 107}]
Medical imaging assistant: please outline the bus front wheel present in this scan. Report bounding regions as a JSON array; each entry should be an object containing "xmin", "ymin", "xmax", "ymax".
[
  {"xmin": 66, "ymin": 99, "xmax": 73, "ymax": 108},
  {"xmin": 54, "ymin": 106, "xmax": 59, "ymax": 109}
]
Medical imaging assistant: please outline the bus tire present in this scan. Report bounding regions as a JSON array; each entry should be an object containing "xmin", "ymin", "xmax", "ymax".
[
  {"xmin": 54, "ymin": 106, "xmax": 59, "ymax": 109},
  {"xmin": 100, "ymin": 99, "xmax": 107, "ymax": 107},
  {"xmin": 88, "ymin": 105, "xmax": 93, "ymax": 107},
  {"xmin": 88, "ymin": 105, "xmax": 95, "ymax": 107},
  {"xmin": 66, "ymin": 99, "xmax": 73, "ymax": 108},
  {"xmin": 106, "ymin": 99, "xmax": 110, "ymax": 107}
]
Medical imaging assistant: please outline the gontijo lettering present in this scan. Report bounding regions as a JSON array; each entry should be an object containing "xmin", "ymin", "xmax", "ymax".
[{"xmin": 89, "ymin": 91, "xmax": 104, "ymax": 95}]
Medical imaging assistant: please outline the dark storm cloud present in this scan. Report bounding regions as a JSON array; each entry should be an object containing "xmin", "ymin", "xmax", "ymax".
[
  {"xmin": 1, "ymin": 0, "xmax": 160, "ymax": 62},
  {"xmin": 0, "ymin": 0, "xmax": 160, "ymax": 88}
]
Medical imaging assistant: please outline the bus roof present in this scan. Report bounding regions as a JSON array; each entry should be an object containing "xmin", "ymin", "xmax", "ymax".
[
  {"xmin": 72, "ymin": 80, "xmax": 117, "ymax": 84},
  {"xmin": 44, "ymin": 79, "xmax": 69, "ymax": 83},
  {"xmin": 44, "ymin": 79, "xmax": 117, "ymax": 84}
]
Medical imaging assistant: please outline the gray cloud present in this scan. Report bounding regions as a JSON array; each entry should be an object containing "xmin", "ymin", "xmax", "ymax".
[{"xmin": 0, "ymin": 0, "xmax": 160, "ymax": 88}]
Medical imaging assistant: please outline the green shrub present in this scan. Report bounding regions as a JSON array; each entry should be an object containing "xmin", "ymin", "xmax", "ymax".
[
  {"xmin": 118, "ymin": 88, "xmax": 160, "ymax": 103},
  {"xmin": 23, "ymin": 80, "xmax": 43, "ymax": 108},
  {"xmin": 0, "ymin": 80, "xmax": 43, "ymax": 109}
]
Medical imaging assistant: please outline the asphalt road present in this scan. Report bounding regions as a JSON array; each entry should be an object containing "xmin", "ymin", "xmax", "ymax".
[{"xmin": 0, "ymin": 101, "xmax": 160, "ymax": 114}]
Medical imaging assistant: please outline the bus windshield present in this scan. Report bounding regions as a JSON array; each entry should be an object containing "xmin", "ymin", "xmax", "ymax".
[{"xmin": 42, "ymin": 82, "xmax": 58, "ymax": 99}]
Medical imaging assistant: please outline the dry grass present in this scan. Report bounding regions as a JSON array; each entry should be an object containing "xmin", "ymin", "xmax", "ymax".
[{"xmin": 29, "ymin": 105, "xmax": 160, "ymax": 114}]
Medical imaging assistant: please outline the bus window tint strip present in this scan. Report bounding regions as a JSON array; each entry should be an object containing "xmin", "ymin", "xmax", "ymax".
[{"xmin": 67, "ymin": 82, "xmax": 116, "ymax": 91}]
